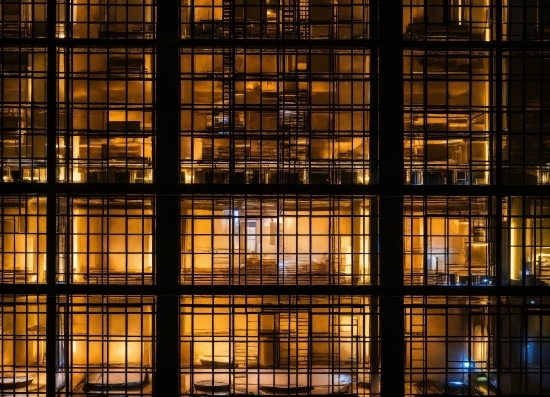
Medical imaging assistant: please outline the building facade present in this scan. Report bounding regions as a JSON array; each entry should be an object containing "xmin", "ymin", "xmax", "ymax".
[{"xmin": 0, "ymin": 0, "xmax": 549, "ymax": 396}]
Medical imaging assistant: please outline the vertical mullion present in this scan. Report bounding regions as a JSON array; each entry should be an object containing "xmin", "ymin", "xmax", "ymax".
[
  {"xmin": 368, "ymin": 0, "xmax": 380, "ymax": 373},
  {"xmin": 155, "ymin": 0, "xmax": 180, "ymax": 394},
  {"xmin": 495, "ymin": 0, "xmax": 504, "ymax": 288},
  {"xmin": 378, "ymin": 1, "xmax": 404, "ymax": 397},
  {"xmin": 46, "ymin": 0, "xmax": 59, "ymax": 394},
  {"xmin": 494, "ymin": 1, "xmax": 505, "ymax": 388}
]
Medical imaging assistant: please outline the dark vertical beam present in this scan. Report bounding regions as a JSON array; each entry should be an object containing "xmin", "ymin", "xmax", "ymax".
[
  {"xmin": 495, "ymin": 0, "xmax": 503, "ymax": 189},
  {"xmin": 378, "ymin": 1, "xmax": 404, "ymax": 396},
  {"xmin": 378, "ymin": 199, "xmax": 404, "ymax": 397},
  {"xmin": 155, "ymin": 293, "xmax": 180, "ymax": 395},
  {"xmin": 46, "ymin": 0, "xmax": 59, "ymax": 394},
  {"xmin": 155, "ymin": 0, "xmax": 181, "ymax": 395},
  {"xmin": 156, "ymin": 0, "xmax": 180, "ymax": 186},
  {"xmin": 494, "ymin": 5, "xmax": 505, "ymax": 388},
  {"xmin": 368, "ymin": 0, "xmax": 380, "ymax": 383},
  {"xmin": 368, "ymin": 198, "xmax": 380, "ymax": 378},
  {"xmin": 378, "ymin": 0, "xmax": 404, "ymax": 190},
  {"xmin": 495, "ymin": 0, "xmax": 504, "ymax": 287},
  {"xmin": 369, "ymin": 0, "xmax": 379, "ymax": 185}
]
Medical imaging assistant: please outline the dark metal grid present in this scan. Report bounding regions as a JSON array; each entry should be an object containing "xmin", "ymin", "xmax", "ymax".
[
  {"xmin": 403, "ymin": 196, "xmax": 495, "ymax": 286},
  {"xmin": 403, "ymin": 0, "xmax": 492, "ymax": 42},
  {"xmin": 0, "ymin": 1, "xmax": 548, "ymax": 396},
  {"xmin": 180, "ymin": 0, "xmax": 370, "ymax": 40},
  {"xmin": 0, "ymin": 46, "xmax": 48, "ymax": 183},
  {"xmin": 60, "ymin": 0, "xmax": 155, "ymax": 39},
  {"xmin": 58, "ymin": 45, "xmax": 155, "ymax": 184},
  {"xmin": 501, "ymin": 50, "xmax": 550, "ymax": 186},
  {"xmin": 403, "ymin": 48, "xmax": 492, "ymax": 187},
  {"xmin": 179, "ymin": 47, "xmax": 370, "ymax": 185},
  {"xmin": 0, "ymin": 0, "xmax": 47, "ymax": 39},
  {"xmin": 56, "ymin": 195, "xmax": 155, "ymax": 285},
  {"xmin": 56, "ymin": 295, "xmax": 154, "ymax": 396},
  {"xmin": 404, "ymin": 295, "xmax": 498, "ymax": 397},
  {"xmin": 0, "ymin": 195, "xmax": 47, "ymax": 284},
  {"xmin": 180, "ymin": 195, "xmax": 372, "ymax": 286},
  {"xmin": 0, "ymin": 294, "xmax": 47, "ymax": 396},
  {"xmin": 503, "ymin": 196, "xmax": 550, "ymax": 286},
  {"xmin": 179, "ymin": 295, "xmax": 373, "ymax": 397}
]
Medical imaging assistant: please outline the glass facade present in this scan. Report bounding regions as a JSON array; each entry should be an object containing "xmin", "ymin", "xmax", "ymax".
[{"xmin": 1, "ymin": 1, "xmax": 549, "ymax": 396}]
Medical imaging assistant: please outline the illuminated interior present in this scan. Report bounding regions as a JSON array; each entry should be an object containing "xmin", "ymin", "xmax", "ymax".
[
  {"xmin": 504, "ymin": 197, "xmax": 550, "ymax": 285},
  {"xmin": 68, "ymin": 0, "xmax": 155, "ymax": 39},
  {"xmin": 0, "ymin": 49, "xmax": 47, "ymax": 182},
  {"xmin": 404, "ymin": 197, "xmax": 493, "ymax": 286},
  {"xmin": 403, "ymin": 0, "xmax": 491, "ymax": 41},
  {"xmin": 180, "ymin": 50, "xmax": 369, "ymax": 184},
  {"xmin": 180, "ymin": 0, "xmax": 369, "ymax": 39},
  {"xmin": 404, "ymin": 50, "xmax": 490, "ymax": 185},
  {"xmin": 180, "ymin": 295, "xmax": 371, "ymax": 395},
  {"xmin": 181, "ymin": 196, "xmax": 370, "ymax": 285},
  {"xmin": 2, "ymin": 0, "xmax": 550, "ymax": 396},
  {"xmin": 65, "ymin": 196, "xmax": 154, "ymax": 284},
  {"xmin": 405, "ymin": 296, "xmax": 494, "ymax": 396},
  {"xmin": 0, "ymin": 196, "xmax": 46, "ymax": 284},
  {"xmin": 0, "ymin": 295, "xmax": 48, "ymax": 395},
  {"xmin": 61, "ymin": 295, "xmax": 153, "ymax": 394},
  {"xmin": 58, "ymin": 47, "xmax": 154, "ymax": 184}
]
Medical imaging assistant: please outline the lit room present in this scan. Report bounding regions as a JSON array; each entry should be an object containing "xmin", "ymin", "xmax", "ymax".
[
  {"xmin": 503, "ymin": 197, "xmax": 550, "ymax": 286},
  {"xmin": 63, "ymin": 49, "xmax": 153, "ymax": 183},
  {"xmin": 180, "ymin": 0, "xmax": 368, "ymax": 39},
  {"xmin": 68, "ymin": 196, "xmax": 153, "ymax": 284},
  {"xmin": 0, "ymin": 196, "xmax": 46, "ymax": 284},
  {"xmin": 180, "ymin": 50, "xmax": 369, "ymax": 184},
  {"xmin": 404, "ymin": 50, "xmax": 490, "ymax": 185},
  {"xmin": 181, "ymin": 197, "xmax": 370, "ymax": 285},
  {"xmin": 180, "ymin": 295, "xmax": 371, "ymax": 396},
  {"xmin": 1, "ymin": 49, "xmax": 48, "ymax": 183},
  {"xmin": 404, "ymin": 197, "xmax": 492, "ymax": 286},
  {"xmin": 0, "ymin": 0, "xmax": 47, "ymax": 38},
  {"xmin": 405, "ymin": 296, "xmax": 495, "ymax": 396},
  {"xmin": 403, "ymin": 0, "xmax": 491, "ymax": 41},
  {"xmin": 62, "ymin": 295, "xmax": 153, "ymax": 395},
  {"xmin": 0, "ymin": 295, "xmax": 48, "ymax": 395},
  {"xmin": 69, "ymin": 0, "xmax": 154, "ymax": 39}
]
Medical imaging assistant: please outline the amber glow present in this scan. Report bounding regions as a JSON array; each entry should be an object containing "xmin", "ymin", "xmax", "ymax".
[{"xmin": 3, "ymin": 1, "xmax": 550, "ymax": 396}]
